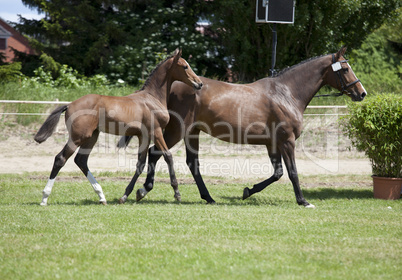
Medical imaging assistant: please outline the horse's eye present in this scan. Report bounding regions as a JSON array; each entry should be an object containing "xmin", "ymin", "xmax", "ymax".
[
  {"xmin": 184, "ymin": 65, "xmax": 188, "ymax": 70},
  {"xmin": 343, "ymin": 68, "xmax": 349, "ymax": 73}
]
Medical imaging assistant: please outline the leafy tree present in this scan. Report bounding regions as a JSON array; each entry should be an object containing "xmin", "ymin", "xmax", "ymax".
[
  {"xmin": 349, "ymin": 9, "xmax": 402, "ymax": 93},
  {"xmin": 17, "ymin": 0, "xmax": 138, "ymax": 76},
  {"xmin": 16, "ymin": 0, "xmax": 222, "ymax": 84},
  {"xmin": 208, "ymin": 0, "xmax": 400, "ymax": 81},
  {"xmin": 14, "ymin": 0, "xmax": 401, "ymax": 84},
  {"xmin": 105, "ymin": 2, "xmax": 225, "ymax": 84},
  {"xmin": 10, "ymin": 48, "xmax": 41, "ymax": 76},
  {"xmin": 0, "ymin": 52, "xmax": 7, "ymax": 65}
]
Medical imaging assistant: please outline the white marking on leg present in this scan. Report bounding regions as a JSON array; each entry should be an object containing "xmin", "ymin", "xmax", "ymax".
[
  {"xmin": 305, "ymin": 204, "xmax": 316, "ymax": 209},
  {"xmin": 87, "ymin": 171, "xmax": 106, "ymax": 203},
  {"xmin": 41, "ymin": 178, "xmax": 55, "ymax": 206}
]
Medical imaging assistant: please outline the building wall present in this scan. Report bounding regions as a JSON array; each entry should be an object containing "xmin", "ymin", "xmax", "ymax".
[
  {"xmin": 1, "ymin": 36, "xmax": 35, "ymax": 63},
  {"xmin": 0, "ymin": 19, "xmax": 36, "ymax": 63}
]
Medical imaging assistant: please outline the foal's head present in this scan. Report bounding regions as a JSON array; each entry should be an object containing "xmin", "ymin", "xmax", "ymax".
[
  {"xmin": 168, "ymin": 48, "xmax": 203, "ymax": 90},
  {"xmin": 326, "ymin": 47, "xmax": 367, "ymax": 101}
]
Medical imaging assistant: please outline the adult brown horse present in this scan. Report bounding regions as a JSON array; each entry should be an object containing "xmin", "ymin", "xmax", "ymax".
[
  {"xmin": 119, "ymin": 47, "xmax": 366, "ymax": 208},
  {"xmin": 34, "ymin": 49, "xmax": 203, "ymax": 206}
]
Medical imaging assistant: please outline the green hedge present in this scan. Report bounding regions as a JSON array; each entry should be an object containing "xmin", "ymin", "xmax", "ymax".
[{"xmin": 342, "ymin": 94, "xmax": 402, "ymax": 177}]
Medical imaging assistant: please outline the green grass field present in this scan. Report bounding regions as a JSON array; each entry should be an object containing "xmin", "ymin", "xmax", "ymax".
[{"xmin": 0, "ymin": 172, "xmax": 401, "ymax": 280}]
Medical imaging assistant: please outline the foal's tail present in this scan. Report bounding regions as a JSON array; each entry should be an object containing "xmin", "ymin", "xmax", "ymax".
[
  {"xmin": 117, "ymin": 135, "xmax": 134, "ymax": 149},
  {"xmin": 34, "ymin": 105, "xmax": 68, "ymax": 143}
]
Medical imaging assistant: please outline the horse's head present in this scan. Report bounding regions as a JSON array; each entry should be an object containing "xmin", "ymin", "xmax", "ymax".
[
  {"xmin": 327, "ymin": 46, "xmax": 366, "ymax": 101},
  {"xmin": 168, "ymin": 48, "xmax": 203, "ymax": 90}
]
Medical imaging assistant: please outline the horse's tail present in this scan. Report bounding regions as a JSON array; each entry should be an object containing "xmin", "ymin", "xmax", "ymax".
[
  {"xmin": 34, "ymin": 105, "xmax": 68, "ymax": 144},
  {"xmin": 117, "ymin": 136, "xmax": 134, "ymax": 149}
]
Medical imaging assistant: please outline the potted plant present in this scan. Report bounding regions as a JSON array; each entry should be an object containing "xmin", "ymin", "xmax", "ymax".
[{"xmin": 342, "ymin": 93, "xmax": 402, "ymax": 199}]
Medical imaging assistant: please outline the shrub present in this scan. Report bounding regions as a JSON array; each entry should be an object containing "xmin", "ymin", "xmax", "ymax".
[
  {"xmin": 341, "ymin": 94, "xmax": 402, "ymax": 178},
  {"xmin": 0, "ymin": 63, "xmax": 23, "ymax": 83},
  {"xmin": 21, "ymin": 65, "xmax": 110, "ymax": 89}
]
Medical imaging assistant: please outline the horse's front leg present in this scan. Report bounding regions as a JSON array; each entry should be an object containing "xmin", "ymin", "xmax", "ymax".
[
  {"xmin": 41, "ymin": 141, "xmax": 77, "ymax": 205},
  {"xmin": 280, "ymin": 139, "xmax": 315, "ymax": 208},
  {"xmin": 119, "ymin": 137, "xmax": 149, "ymax": 204},
  {"xmin": 74, "ymin": 130, "xmax": 107, "ymax": 205},
  {"xmin": 153, "ymin": 127, "xmax": 181, "ymax": 202},
  {"xmin": 185, "ymin": 129, "xmax": 215, "ymax": 204}
]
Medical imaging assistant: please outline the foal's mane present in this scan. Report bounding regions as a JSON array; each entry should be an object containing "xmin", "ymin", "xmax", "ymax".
[
  {"xmin": 141, "ymin": 53, "xmax": 175, "ymax": 90},
  {"xmin": 272, "ymin": 54, "xmax": 328, "ymax": 78}
]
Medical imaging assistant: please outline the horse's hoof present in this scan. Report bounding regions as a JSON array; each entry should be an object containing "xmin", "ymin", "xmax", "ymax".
[
  {"xmin": 243, "ymin": 187, "xmax": 250, "ymax": 200},
  {"xmin": 298, "ymin": 200, "xmax": 315, "ymax": 208},
  {"xmin": 207, "ymin": 200, "xmax": 216, "ymax": 205},
  {"xmin": 100, "ymin": 201, "xmax": 107, "ymax": 205},
  {"xmin": 136, "ymin": 189, "xmax": 147, "ymax": 202},
  {"xmin": 174, "ymin": 194, "xmax": 181, "ymax": 202},
  {"xmin": 119, "ymin": 196, "xmax": 127, "ymax": 204},
  {"xmin": 40, "ymin": 202, "xmax": 47, "ymax": 206}
]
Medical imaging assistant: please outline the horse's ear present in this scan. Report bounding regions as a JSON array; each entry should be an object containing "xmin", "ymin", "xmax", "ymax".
[
  {"xmin": 336, "ymin": 46, "xmax": 347, "ymax": 59},
  {"xmin": 173, "ymin": 48, "xmax": 182, "ymax": 57},
  {"xmin": 172, "ymin": 48, "xmax": 182, "ymax": 64}
]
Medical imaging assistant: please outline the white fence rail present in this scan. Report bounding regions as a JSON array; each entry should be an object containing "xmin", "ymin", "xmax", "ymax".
[
  {"xmin": 0, "ymin": 100, "xmax": 70, "ymax": 105},
  {"xmin": 0, "ymin": 100, "xmax": 70, "ymax": 116}
]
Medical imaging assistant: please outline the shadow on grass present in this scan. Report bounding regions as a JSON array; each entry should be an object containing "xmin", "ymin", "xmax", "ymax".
[
  {"xmin": 108, "ymin": 197, "xmax": 204, "ymax": 206},
  {"xmin": 220, "ymin": 188, "xmax": 374, "ymax": 206},
  {"xmin": 24, "ymin": 198, "xmax": 206, "ymax": 206},
  {"xmin": 24, "ymin": 199, "xmax": 108, "ymax": 206},
  {"xmin": 219, "ymin": 196, "xmax": 281, "ymax": 206},
  {"xmin": 111, "ymin": 196, "xmax": 276, "ymax": 206},
  {"xmin": 304, "ymin": 188, "xmax": 373, "ymax": 200},
  {"xmin": 23, "ymin": 188, "xmax": 374, "ymax": 207}
]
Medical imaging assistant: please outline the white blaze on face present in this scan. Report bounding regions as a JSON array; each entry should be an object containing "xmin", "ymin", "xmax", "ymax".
[{"xmin": 347, "ymin": 62, "xmax": 367, "ymax": 96}]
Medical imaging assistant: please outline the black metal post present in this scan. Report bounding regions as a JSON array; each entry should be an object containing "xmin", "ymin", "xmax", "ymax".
[{"xmin": 270, "ymin": 23, "xmax": 277, "ymax": 77}]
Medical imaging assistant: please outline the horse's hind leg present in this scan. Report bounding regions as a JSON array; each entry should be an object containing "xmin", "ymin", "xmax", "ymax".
[
  {"xmin": 243, "ymin": 147, "xmax": 283, "ymax": 199},
  {"xmin": 74, "ymin": 130, "xmax": 107, "ymax": 205},
  {"xmin": 153, "ymin": 127, "xmax": 181, "ymax": 202},
  {"xmin": 142, "ymin": 145, "xmax": 163, "ymax": 192},
  {"xmin": 119, "ymin": 142, "xmax": 149, "ymax": 203},
  {"xmin": 119, "ymin": 145, "xmax": 160, "ymax": 203},
  {"xmin": 137, "ymin": 120, "xmax": 185, "ymax": 202},
  {"xmin": 41, "ymin": 140, "xmax": 77, "ymax": 206}
]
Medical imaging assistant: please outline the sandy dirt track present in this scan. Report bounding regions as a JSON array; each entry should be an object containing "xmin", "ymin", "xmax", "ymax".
[{"xmin": 0, "ymin": 130, "xmax": 371, "ymax": 180}]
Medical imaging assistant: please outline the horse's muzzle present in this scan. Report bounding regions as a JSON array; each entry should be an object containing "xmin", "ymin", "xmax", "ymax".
[
  {"xmin": 351, "ymin": 91, "xmax": 366, "ymax": 101},
  {"xmin": 355, "ymin": 92, "xmax": 366, "ymax": 101},
  {"xmin": 193, "ymin": 82, "xmax": 203, "ymax": 90}
]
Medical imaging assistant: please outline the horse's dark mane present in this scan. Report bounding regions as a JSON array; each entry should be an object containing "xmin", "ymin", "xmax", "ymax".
[
  {"xmin": 272, "ymin": 54, "xmax": 328, "ymax": 78},
  {"xmin": 141, "ymin": 53, "xmax": 175, "ymax": 90}
]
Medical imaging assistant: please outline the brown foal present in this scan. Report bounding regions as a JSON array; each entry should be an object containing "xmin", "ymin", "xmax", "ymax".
[{"xmin": 34, "ymin": 49, "xmax": 202, "ymax": 206}]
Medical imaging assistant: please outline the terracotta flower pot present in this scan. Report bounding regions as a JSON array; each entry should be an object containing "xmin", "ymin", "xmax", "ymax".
[{"xmin": 372, "ymin": 176, "xmax": 402, "ymax": 200}]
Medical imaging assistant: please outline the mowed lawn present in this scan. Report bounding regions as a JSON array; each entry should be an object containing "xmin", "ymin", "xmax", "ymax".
[{"xmin": 0, "ymin": 172, "xmax": 401, "ymax": 280}]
